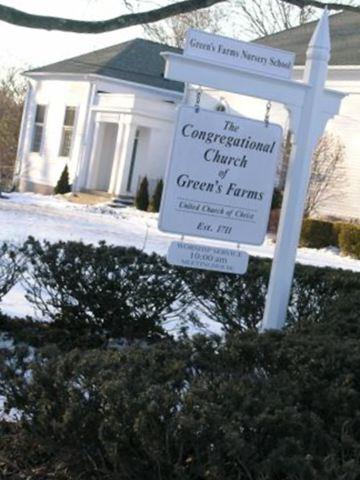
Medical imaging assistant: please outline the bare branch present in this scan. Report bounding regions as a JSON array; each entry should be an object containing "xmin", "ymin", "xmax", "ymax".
[
  {"xmin": 305, "ymin": 134, "xmax": 346, "ymax": 216},
  {"xmin": 234, "ymin": 0, "xmax": 317, "ymax": 37},
  {"xmin": 0, "ymin": 0, "xmax": 357, "ymax": 34},
  {"xmin": 143, "ymin": 5, "xmax": 224, "ymax": 47},
  {"xmin": 281, "ymin": 0, "xmax": 360, "ymax": 12},
  {"xmin": 0, "ymin": 0, "xmax": 226, "ymax": 33}
]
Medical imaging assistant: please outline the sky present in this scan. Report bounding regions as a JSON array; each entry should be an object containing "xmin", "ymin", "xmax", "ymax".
[
  {"xmin": 0, "ymin": 0, "xmax": 143, "ymax": 72},
  {"xmin": 0, "ymin": 1, "xmax": 357, "ymax": 75}
]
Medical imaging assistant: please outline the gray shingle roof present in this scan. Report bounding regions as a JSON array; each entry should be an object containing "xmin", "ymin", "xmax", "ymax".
[
  {"xmin": 254, "ymin": 11, "xmax": 360, "ymax": 66},
  {"xmin": 26, "ymin": 38, "xmax": 184, "ymax": 92}
]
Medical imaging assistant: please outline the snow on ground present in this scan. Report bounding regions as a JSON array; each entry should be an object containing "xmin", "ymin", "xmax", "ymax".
[{"xmin": 1, "ymin": 192, "xmax": 360, "ymax": 319}]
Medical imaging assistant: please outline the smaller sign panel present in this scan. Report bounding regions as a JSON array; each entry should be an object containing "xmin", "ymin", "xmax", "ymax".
[
  {"xmin": 184, "ymin": 28, "xmax": 295, "ymax": 80},
  {"xmin": 167, "ymin": 241, "xmax": 249, "ymax": 274},
  {"xmin": 159, "ymin": 106, "xmax": 282, "ymax": 245}
]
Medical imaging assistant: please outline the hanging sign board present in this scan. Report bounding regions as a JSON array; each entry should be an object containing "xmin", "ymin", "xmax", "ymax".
[
  {"xmin": 158, "ymin": 106, "xmax": 282, "ymax": 245},
  {"xmin": 167, "ymin": 241, "xmax": 249, "ymax": 275},
  {"xmin": 184, "ymin": 29, "xmax": 295, "ymax": 80}
]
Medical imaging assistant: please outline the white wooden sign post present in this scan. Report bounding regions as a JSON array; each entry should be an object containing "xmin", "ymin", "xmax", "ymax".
[{"xmin": 161, "ymin": 10, "xmax": 346, "ymax": 331}]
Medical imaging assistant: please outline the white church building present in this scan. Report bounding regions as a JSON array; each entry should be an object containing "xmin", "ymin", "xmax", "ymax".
[{"xmin": 16, "ymin": 11, "xmax": 360, "ymax": 219}]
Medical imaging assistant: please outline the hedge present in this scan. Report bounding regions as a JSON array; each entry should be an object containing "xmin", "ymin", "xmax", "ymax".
[
  {"xmin": 0, "ymin": 239, "xmax": 355, "ymax": 341},
  {"xmin": 2, "ymin": 329, "xmax": 360, "ymax": 479},
  {"xmin": 178, "ymin": 257, "xmax": 360, "ymax": 332},
  {"xmin": 300, "ymin": 218, "xmax": 337, "ymax": 249},
  {"xmin": 0, "ymin": 242, "xmax": 23, "ymax": 303},
  {"xmin": 300, "ymin": 218, "xmax": 360, "ymax": 256},
  {"xmin": 21, "ymin": 238, "xmax": 184, "ymax": 341},
  {"xmin": 338, "ymin": 223, "xmax": 360, "ymax": 259},
  {"xmin": 177, "ymin": 256, "xmax": 271, "ymax": 332},
  {"xmin": 1, "ymin": 240, "xmax": 360, "ymax": 478}
]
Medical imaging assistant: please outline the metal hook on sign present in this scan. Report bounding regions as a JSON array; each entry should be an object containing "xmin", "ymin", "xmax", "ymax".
[
  {"xmin": 195, "ymin": 87, "xmax": 202, "ymax": 113},
  {"xmin": 265, "ymin": 101, "xmax": 272, "ymax": 127},
  {"xmin": 215, "ymin": 96, "xmax": 227, "ymax": 112}
]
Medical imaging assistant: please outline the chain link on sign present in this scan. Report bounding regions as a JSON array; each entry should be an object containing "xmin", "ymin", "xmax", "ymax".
[
  {"xmin": 265, "ymin": 101, "xmax": 272, "ymax": 127},
  {"xmin": 195, "ymin": 87, "xmax": 202, "ymax": 113}
]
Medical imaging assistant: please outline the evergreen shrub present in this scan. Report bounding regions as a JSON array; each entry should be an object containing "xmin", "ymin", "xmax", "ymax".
[
  {"xmin": 0, "ymin": 242, "xmax": 23, "ymax": 303},
  {"xmin": 179, "ymin": 256, "xmax": 360, "ymax": 332},
  {"xmin": 271, "ymin": 187, "xmax": 283, "ymax": 210},
  {"xmin": 148, "ymin": 178, "xmax": 163, "ymax": 213},
  {"xmin": 135, "ymin": 176, "xmax": 149, "ymax": 211},
  {"xmin": 16, "ymin": 239, "xmax": 360, "ymax": 338},
  {"xmin": 54, "ymin": 165, "xmax": 71, "ymax": 195},
  {"xmin": 3, "ymin": 330, "xmax": 360, "ymax": 479},
  {"xmin": 300, "ymin": 218, "xmax": 337, "ymax": 248},
  {"xmin": 178, "ymin": 256, "xmax": 271, "ymax": 332},
  {"xmin": 338, "ymin": 223, "xmax": 360, "ymax": 259},
  {"xmin": 329, "ymin": 222, "xmax": 349, "ymax": 248},
  {"xmin": 288, "ymin": 263, "xmax": 360, "ymax": 326},
  {"xmin": 0, "ymin": 311, "xmax": 104, "ymax": 351},
  {"xmin": 21, "ymin": 238, "xmax": 183, "ymax": 341}
]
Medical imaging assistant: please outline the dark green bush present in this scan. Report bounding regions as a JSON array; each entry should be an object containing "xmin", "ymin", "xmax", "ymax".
[
  {"xmin": 21, "ymin": 238, "xmax": 184, "ymax": 341},
  {"xmin": 8, "ymin": 239, "xmax": 360, "ymax": 340},
  {"xmin": 1, "ymin": 238, "xmax": 357, "ymax": 347},
  {"xmin": 2, "ymin": 241, "xmax": 360, "ymax": 477},
  {"xmin": 300, "ymin": 220, "xmax": 360, "ymax": 257},
  {"xmin": 300, "ymin": 218, "xmax": 337, "ymax": 249},
  {"xmin": 332, "ymin": 222, "xmax": 348, "ymax": 247},
  {"xmin": 0, "ymin": 420, "xmax": 71, "ymax": 480},
  {"xmin": 135, "ymin": 176, "xmax": 149, "ymax": 211},
  {"xmin": 3, "ymin": 330, "xmax": 360, "ymax": 479},
  {"xmin": 288, "ymin": 263, "xmax": 360, "ymax": 326},
  {"xmin": 271, "ymin": 187, "xmax": 283, "ymax": 210},
  {"xmin": 338, "ymin": 223, "xmax": 360, "ymax": 259},
  {"xmin": 148, "ymin": 178, "xmax": 163, "ymax": 213},
  {"xmin": 178, "ymin": 256, "xmax": 271, "ymax": 332},
  {"xmin": 179, "ymin": 256, "xmax": 360, "ymax": 332},
  {"xmin": 0, "ymin": 311, "xmax": 106, "ymax": 351},
  {"xmin": 0, "ymin": 242, "xmax": 23, "ymax": 304},
  {"xmin": 54, "ymin": 165, "xmax": 71, "ymax": 195}
]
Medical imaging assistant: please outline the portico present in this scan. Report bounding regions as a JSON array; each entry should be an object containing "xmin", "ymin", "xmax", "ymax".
[{"xmin": 77, "ymin": 93, "xmax": 177, "ymax": 201}]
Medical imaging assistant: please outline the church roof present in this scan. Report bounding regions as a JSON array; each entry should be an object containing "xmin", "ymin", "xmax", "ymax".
[
  {"xmin": 26, "ymin": 38, "xmax": 184, "ymax": 92},
  {"xmin": 254, "ymin": 11, "xmax": 360, "ymax": 65}
]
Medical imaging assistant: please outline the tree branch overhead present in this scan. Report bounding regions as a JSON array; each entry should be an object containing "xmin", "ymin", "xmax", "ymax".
[
  {"xmin": 0, "ymin": 0, "xmax": 226, "ymax": 33},
  {"xmin": 0, "ymin": 0, "xmax": 358, "ymax": 34}
]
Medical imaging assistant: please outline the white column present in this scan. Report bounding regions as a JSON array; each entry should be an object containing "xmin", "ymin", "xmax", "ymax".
[
  {"xmin": 14, "ymin": 82, "xmax": 33, "ymax": 179},
  {"xmin": 73, "ymin": 82, "xmax": 97, "ymax": 191},
  {"xmin": 113, "ymin": 122, "xmax": 137, "ymax": 199},
  {"xmin": 17, "ymin": 80, "xmax": 40, "ymax": 188},
  {"xmin": 261, "ymin": 10, "xmax": 333, "ymax": 330},
  {"xmin": 84, "ymin": 120, "xmax": 102, "ymax": 190},
  {"xmin": 108, "ymin": 121, "xmax": 124, "ymax": 193}
]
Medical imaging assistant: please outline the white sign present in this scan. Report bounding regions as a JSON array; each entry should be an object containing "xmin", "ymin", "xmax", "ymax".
[
  {"xmin": 161, "ymin": 12, "xmax": 346, "ymax": 330},
  {"xmin": 167, "ymin": 241, "xmax": 249, "ymax": 274},
  {"xmin": 185, "ymin": 28, "xmax": 295, "ymax": 80},
  {"xmin": 159, "ymin": 106, "xmax": 282, "ymax": 245}
]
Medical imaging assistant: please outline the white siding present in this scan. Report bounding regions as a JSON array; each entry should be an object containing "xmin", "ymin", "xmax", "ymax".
[
  {"xmin": 20, "ymin": 80, "xmax": 90, "ymax": 189},
  {"xmin": 320, "ymin": 93, "xmax": 360, "ymax": 219}
]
